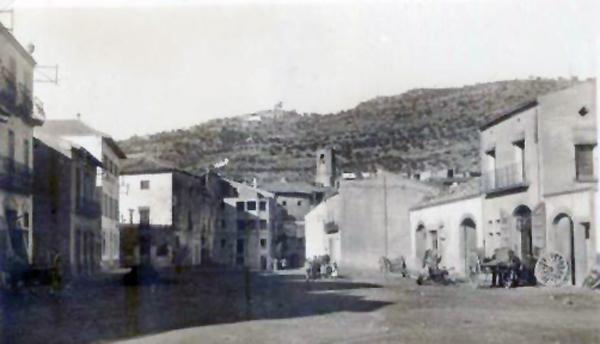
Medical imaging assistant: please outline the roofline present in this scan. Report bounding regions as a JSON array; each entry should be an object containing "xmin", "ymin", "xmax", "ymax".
[
  {"xmin": 120, "ymin": 168, "xmax": 205, "ymax": 180},
  {"xmin": 103, "ymin": 137, "xmax": 127, "ymax": 159},
  {"xmin": 223, "ymin": 178, "xmax": 275, "ymax": 198},
  {"xmin": 72, "ymin": 146, "xmax": 103, "ymax": 167},
  {"xmin": 410, "ymin": 192, "xmax": 481, "ymax": 211},
  {"xmin": 479, "ymin": 100, "xmax": 538, "ymax": 131},
  {"xmin": 0, "ymin": 23, "xmax": 36, "ymax": 66}
]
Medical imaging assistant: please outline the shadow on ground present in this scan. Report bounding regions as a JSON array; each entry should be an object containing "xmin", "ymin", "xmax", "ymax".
[{"xmin": 0, "ymin": 270, "xmax": 391, "ymax": 344}]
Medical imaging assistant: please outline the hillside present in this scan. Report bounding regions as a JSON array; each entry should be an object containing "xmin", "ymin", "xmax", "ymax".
[{"xmin": 119, "ymin": 77, "xmax": 584, "ymax": 183}]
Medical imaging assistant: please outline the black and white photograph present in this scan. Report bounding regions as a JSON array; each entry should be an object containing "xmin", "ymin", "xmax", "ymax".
[{"xmin": 0, "ymin": 0, "xmax": 598, "ymax": 343}]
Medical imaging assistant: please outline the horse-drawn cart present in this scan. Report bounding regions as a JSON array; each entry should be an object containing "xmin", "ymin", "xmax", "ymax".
[{"xmin": 468, "ymin": 248, "xmax": 570, "ymax": 288}]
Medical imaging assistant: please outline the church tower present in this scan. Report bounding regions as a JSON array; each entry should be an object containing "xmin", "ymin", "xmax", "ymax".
[{"xmin": 315, "ymin": 147, "xmax": 336, "ymax": 187}]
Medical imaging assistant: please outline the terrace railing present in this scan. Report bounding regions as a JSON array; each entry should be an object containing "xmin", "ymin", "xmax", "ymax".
[
  {"xmin": 0, "ymin": 156, "xmax": 33, "ymax": 195},
  {"xmin": 482, "ymin": 162, "xmax": 527, "ymax": 194}
]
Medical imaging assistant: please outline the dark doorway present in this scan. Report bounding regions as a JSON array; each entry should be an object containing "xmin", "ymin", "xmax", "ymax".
[
  {"xmin": 460, "ymin": 218, "xmax": 477, "ymax": 275},
  {"xmin": 260, "ymin": 255, "xmax": 267, "ymax": 271},
  {"xmin": 553, "ymin": 214, "xmax": 576, "ymax": 285},
  {"xmin": 513, "ymin": 205, "xmax": 532, "ymax": 260}
]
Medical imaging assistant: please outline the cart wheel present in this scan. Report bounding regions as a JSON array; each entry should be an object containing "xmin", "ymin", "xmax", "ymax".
[{"xmin": 534, "ymin": 251, "xmax": 569, "ymax": 287}]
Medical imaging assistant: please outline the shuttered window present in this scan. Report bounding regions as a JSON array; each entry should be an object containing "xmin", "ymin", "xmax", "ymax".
[{"xmin": 575, "ymin": 144, "xmax": 594, "ymax": 180}]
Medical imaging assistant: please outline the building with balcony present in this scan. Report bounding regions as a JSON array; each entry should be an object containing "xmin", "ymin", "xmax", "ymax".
[
  {"xmin": 0, "ymin": 23, "xmax": 45, "ymax": 269},
  {"xmin": 37, "ymin": 118, "xmax": 126, "ymax": 269},
  {"xmin": 215, "ymin": 180, "xmax": 277, "ymax": 270},
  {"xmin": 32, "ymin": 131, "xmax": 102, "ymax": 276},
  {"xmin": 305, "ymin": 193, "xmax": 341, "ymax": 263},
  {"xmin": 479, "ymin": 81, "xmax": 597, "ymax": 285},
  {"xmin": 118, "ymin": 156, "xmax": 228, "ymax": 268}
]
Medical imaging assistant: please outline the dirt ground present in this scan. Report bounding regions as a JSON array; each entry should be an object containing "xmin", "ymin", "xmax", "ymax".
[{"xmin": 1, "ymin": 269, "xmax": 599, "ymax": 344}]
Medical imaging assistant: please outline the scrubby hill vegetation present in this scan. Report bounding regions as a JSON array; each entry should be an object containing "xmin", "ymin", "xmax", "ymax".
[{"xmin": 120, "ymin": 77, "xmax": 583, "ymax": 182}]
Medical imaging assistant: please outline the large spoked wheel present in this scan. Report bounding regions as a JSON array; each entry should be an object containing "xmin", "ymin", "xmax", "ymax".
[{"xmin": 535, "ymin": 251, "xmax": 569, "ymax": 287}]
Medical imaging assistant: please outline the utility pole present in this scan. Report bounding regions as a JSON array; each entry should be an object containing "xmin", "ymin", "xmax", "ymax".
[{"xmin": 382, "ymin": 172, "xmax": 389, "ymax": 277}]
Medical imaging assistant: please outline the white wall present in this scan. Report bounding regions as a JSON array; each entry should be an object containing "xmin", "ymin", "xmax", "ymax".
[
  {"xmin": 305, "ymin": 194, "xmax": 341, "ymax": 259},
  {"xmin": 119, "ymin": 173, "xmax": 173, "ymax": 226},
  {"xmin": 409, "ymin": 196, "xmax": 483, "ymax": 277}
]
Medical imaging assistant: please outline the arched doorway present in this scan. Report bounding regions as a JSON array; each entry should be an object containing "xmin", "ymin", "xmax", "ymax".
[
  {"xmin": 513, "ymin": 205, "xmax": 532, "ymax": 259},
  {"xmin": 460, "ymin": 218, "xmax": 477, "ymax": 275},
  {"xmin": 415, "ymin": 224, "xmax": 427, "ymax": 267},
  {"xmin": 553, "ymin": 214, "xmax": 576, "ymax": 285}
]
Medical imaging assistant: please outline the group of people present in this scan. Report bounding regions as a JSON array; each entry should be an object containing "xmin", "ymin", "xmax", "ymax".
[{"xmin": 304, "ymin": 255, "xmax": 338, "ymax": 281}]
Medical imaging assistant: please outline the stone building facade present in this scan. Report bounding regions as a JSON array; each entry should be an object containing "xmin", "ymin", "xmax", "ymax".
[
  {"xmin": 119, "ymin": 159, "xmax": 225, "ymax": 268},
  {"xmin": 0, "ymin": 22, "xmax": 44, "ymax": 272},
  {"xmin": 38, "ymin": 119, "xmax": 126, "ymax": 269},
  {"xmin": 32, "ymin": 132, "xmax": 102, "ymax": 276},
  {"xmin": 479, "ymin": 81, "xmax": 597, "ymax": 285},
  {"xmin": 214, "ymin": 180, "xmax": 277, "ymax": 270}
]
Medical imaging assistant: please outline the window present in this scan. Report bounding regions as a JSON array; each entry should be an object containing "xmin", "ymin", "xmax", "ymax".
[
  {"xmin": 513, "ymin": 140, "xmax": 525, "ymax": 179},
  {"xmin": 156, "ymin": 244, "xmax": 169, "ymax": 257},
  {"xmin": 297, "ymin": 200, "xmax": 302, "ymax": 206},
  {"xmin": 139, "ymin": 207, "xmax": 150, "ymax": 224},
  {"xmin": 260, "ymin": 239, "xmax": 267, "ymax": 249},
  {"xmin": 8, "ymin": 130, "xmax": 15, "ymax": 162},
  {"xmin": 236, "ymin": 202, "xmax": 245, "ymax": 212},
  {"xmin": 282, "ymin": 200, "xmax": 287, "ymax": 206},
  {"xmin": 236, "ymin": 239, "xmax": 244, "ymax": 253},
  {"xmin": 485, "ymin": 149, "xmax": 496, "ymax": 169},
  {"xmin": 220, "ymin": 220, "xmax": 226, "ymax": 228},
  {"xmin": 259, "ymin": 219, "xmax": 267, "ymax": 230},
  {"xmin": 579, "ymin": 106, "xmax": 589, "ymax": 117},
  {"xmin": 247, "ymin": 220, "xmax": 256, "ymax": 230},
  {"xmin": 140, "ymin": 180, "xmax": 150, "ymax": 190},
  {"xmin": 22, "ymin": 212, "xmax": 29, "ymax": 228},
  {"xmin": 237, "ymin": 220, "xmax": 245, "ymax": 231},
  {"xmin": 188, "ymin": 211, "xmax": 193, "ymax": 231},
  {"xmin": 582, "ymin": 222, "xmax": 591, "ymax": 240},
  {"xmin": 259, "ymin": 201, "xmax": 266, "ymax": 211},
  {"xmin": 220, "ymin": 239, "xmax": 226, "ymax": 248},
  {"xmin": 23, "ymin": 139, "xmax": 29, "ymax": 166},
  {"xmin": 247, "ymin": 201, "xmax": 256, "ymax": 211},
  {"xmin": 575, "ymin": 144, "xmax": 595, "ymax": 180}
]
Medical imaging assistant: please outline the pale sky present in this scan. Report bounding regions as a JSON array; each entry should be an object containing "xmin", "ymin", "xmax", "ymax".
[{"xmin": 5, "ymin": 0, "xmax": 598, "ymax": 139}]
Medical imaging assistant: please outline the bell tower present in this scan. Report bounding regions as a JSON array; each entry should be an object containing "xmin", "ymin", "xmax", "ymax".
[{"xmin": 315, "ymin": 147, "xmax": 336, "ymax": 187}]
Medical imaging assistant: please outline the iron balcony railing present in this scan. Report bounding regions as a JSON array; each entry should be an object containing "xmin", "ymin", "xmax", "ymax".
[
  {"xmin": 76, "ymin": 197, "xmax": 102, "ymax": 218},
  {"xmin": 17, "ymin": 83, "xmax": 33, "ymax": 119},
  {"xmin": 482, "ymin": 162, "xmax": 528, "ymax": 193},
  {"xmin": 0, "ymin": 156, "xmax": 33, "ymax": 194},
  {"xmin": 0, "ymin": 70, "xmax": 39, "ymax": 124},
  {"xmin": 0, "ymin": 71, "xmax": 17, "ymax": 114}
]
